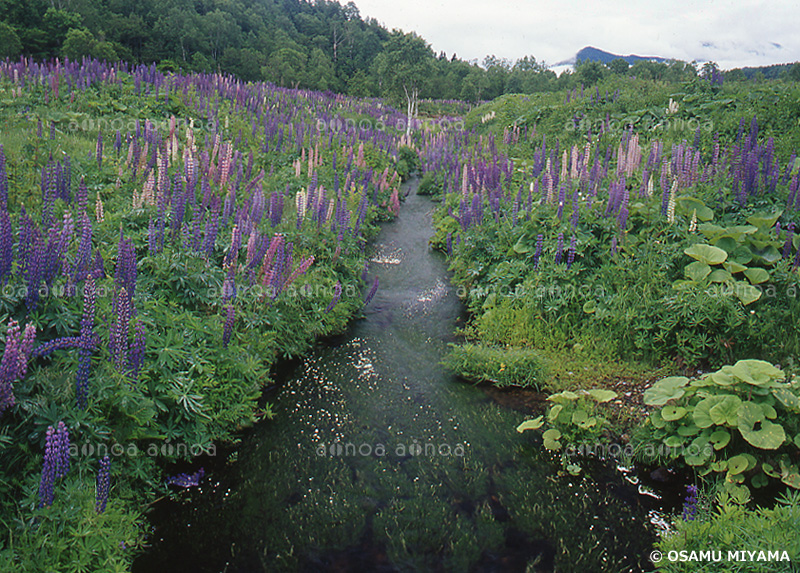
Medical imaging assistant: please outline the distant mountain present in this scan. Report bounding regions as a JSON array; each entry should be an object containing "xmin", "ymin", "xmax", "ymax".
[{"xmin": 556, "ymin": 46, "xmax": 671, "ymax": 67}]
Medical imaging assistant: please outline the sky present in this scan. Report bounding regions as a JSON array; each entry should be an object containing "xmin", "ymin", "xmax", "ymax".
[{"xmin": 351, "ymin": 0, "xmax": 800, "ymax": 70}]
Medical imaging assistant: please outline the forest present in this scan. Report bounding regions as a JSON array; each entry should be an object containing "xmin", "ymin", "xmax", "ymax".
[{"xmin": 2, "ymin": 0, "xmax": 800, "ymax": 572}]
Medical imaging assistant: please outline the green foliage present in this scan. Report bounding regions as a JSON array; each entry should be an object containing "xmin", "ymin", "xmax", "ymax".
[
  {"xmin": 0, "ymin": 474, "xmax": 144, "ymax": 572},
  {"xmin": 395, "ymin": 145, "xmax": 420, "ymax": 181},
  {"xmin": 441, "ymin": 343, "xmax": 547, "ymax": 389},
  {"xmin": 635, "ymin": 361, "xmax": 800, "ymax": 494},
  {"xmin": 655, "ymin": 490, "xmax": 800, "ymax": 572},
  {"xmin": 517, "ymin": 388, "xmax": 617, "ymax": 474}
]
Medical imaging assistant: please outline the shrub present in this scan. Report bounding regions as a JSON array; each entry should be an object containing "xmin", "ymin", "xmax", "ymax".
[{"xmin": 441, "ymin": 343, "xmax": 547, "ymax": 389}]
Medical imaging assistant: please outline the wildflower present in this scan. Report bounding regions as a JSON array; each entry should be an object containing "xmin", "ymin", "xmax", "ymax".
[
  {"xmin": 96, "ymin": 456, "xmax": 111, "ymax": 513},
  {"xmin": 681, "ymin": 484, "xmax": 698, "ymax": 521},
  {"xmin": 38, "ymin": 421, "xmax": 70, "ymax": 507},
  {"xmin": 167, "ymin": 468, "xmax": 205, "ymax": 488},
  {"xmin": 364, "ymin": 277, "xmax": 379, "ymax": 306},
  {"xmin": 325, "ymin": 281, "xmax": 342, "ymax": 313}
]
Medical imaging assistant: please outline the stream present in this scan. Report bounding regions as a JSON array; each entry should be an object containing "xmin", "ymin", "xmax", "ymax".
[{"xmin": 134, "ymin": 178, "xmax": 659, "ymax": 572}]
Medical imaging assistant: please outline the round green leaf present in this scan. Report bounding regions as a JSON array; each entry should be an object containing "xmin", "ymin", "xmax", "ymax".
[
  {"xmin": 677, "ymin": 424, "xmax": 701, "ymax": 436},
  {"xmin": 685, "ymin": 243, "xmax": 728, "ymax": 265},
  {"xmin": 582, "ymin": 300, "xmax": 597, "ymax": 313},
  {"xmin": 713, "ymin": 236, "xmax": 738, "ymax": 253},
  {"xmin": 572, "ymin": 409, "xmax": 589, "ymax": 426},
  {"xmin": 744, "ymin": 267, "xmax": 770, "ymax": 284},
  {"xmin": 685, "ymin": 261, "xmax": 712, "ymax": 281},
  {"xmin": 747, "ymin": 211, "xmax": 783, "ymax": 229},
  {"xmin": 739, "ymin": 415, "xmax": 786, "ymax": 450},
  {"xmin": 709, "ymin": 429, "xmax": 731, "ymax": 450},
  {"xmin": 548, "ymin": 404, "xmax": 564, "ymax": 423},
  {"xmin": 731, "ymin": 360, "xmax": 783, "ymax": 386},
  {"xmin": 693, "ymin": 396, "xmax": 726, "ymax": 428},
  {"xmin": 709, "ymin": 395, "xmax": 742, "ymax": 426},
  {"xmin": 664, "ymin": 435, "xmax": 685, "ymax": 448},
  {"xmin": 586, "ymin": 389, "xmax": 617, "ymax": 403},
  {"xmin": 772, "ymin": 388, "xmax": 800, "ymax": 413},
  {"xmin": 708, "ymin": 269, "xmax": 733, "ymax": 283},
  {"xmin": 733, "ymin": 281, "xmax": 762, "ymax": 305},
  {"xmin": 662, "ymin": 405, "xmax": 687, "ymax": 421},
  {"xmin": 643, "ymin": 376, "xmax": 689, "ymax": 406},
  {"xmin": 723, "ymin": 260, "xmax": 747, "ymax": 274},
  {"xmin": 727, "ymin": 454, "xmax": 749, "ymax": 475}
]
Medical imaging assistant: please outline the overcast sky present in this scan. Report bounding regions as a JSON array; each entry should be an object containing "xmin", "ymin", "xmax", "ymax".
[{"xmin": 352, "ymin": 0, "xmax": 800, "ymax": 70}]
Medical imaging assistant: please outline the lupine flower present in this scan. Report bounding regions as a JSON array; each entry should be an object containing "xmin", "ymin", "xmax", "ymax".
[
  {"xmin": 0, "ymin": 320, "xmax": 36, "ymax": 415},
  {"xmin": 364, "ymin": 277, "xmax": 379, "ymax": 306},
  {"xmin": 38, "ymin": 421, "xmax": 70, "ymax": 507},
  {"xmin": 96, "ymin": 456, "xmax": 111, "ymax": 513},
  {"xmin": 567, "ymin": 235, "xmax": 577, "ymax": 268},
  {"xmin": 166, "ymin": 467, "xmax": 205, "ymax": 488},
  {"xmin": 0, "ymin": 144, "xmax": 8, "ymax": 209},
  {"xmin": 681, "ymin": 484, "xmax": 698, "ymax": 521},
  {"xmin": 110, "ymin": 288, "xmax": 131, "ymax": 371},
  {"xmin": 325, "ymin": 281, "xmax": 342, "ymax": 313},
  {"xmin": 0, "ymin": 210, "xmax": 12, "ymax": 284},
  {"xmin": 533, "ymin": 234, "xmax": 544, "ymax": 270}
]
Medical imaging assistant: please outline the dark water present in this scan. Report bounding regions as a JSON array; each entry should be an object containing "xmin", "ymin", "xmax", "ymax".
[{"xmin": 135, "ymin": 179, "xmax": 659, "ymax": 573}]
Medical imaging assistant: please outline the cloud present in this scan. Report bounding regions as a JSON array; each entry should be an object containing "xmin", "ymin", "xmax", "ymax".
[{"xmin": 352, "ymin": 0, "xmax": 800, "ymax": 68}]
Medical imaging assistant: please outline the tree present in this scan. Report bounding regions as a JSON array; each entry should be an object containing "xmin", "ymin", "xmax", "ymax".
[
  {"xmin": 62, "ymin": 28, "xmax": 95, "ymax": 60},
  {"xmin": 374, "ymin": 31, "xmax": 435, "ymax": 135},
  {"xmin": 0, "ymin": 22, "xmax": 22, "ymax": 58},
  {"xmin": 264, "ymin": 47, "xmax": 307, "ymax": 88},
  {"xmin": 576, "ymin": 60, "xmax": 605, "ymax": 85},
  {"xmin": 607, "ymin": 58, "xmax": 629, "ymax": 75}
]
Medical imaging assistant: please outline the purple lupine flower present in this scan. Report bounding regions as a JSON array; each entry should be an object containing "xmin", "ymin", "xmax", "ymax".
[
  {"xmin": 533, "ymin": 234, "xmax": 544, "ymax": 270},
  {"xmin": 282, "ymin": 256, "xmax": 314, "ymax": 290},
  {"xmin": 325, "ymin": 281, "xmax": 342, "ymax": 313},
  {"xmin": 567, "ymin": 235, "xmax": 577, "ymax": 269},
  {"xmin": 166, "ymin": 467, "xmax": 205, "ymax": 488},
  {"xmin": 0, "ymin": 144, "xmax": 8, "ymax": 209},
  {"xmin": 364, "ymin": 277, "xmax": 379, "ymax": 306},
  {"xmin": 110, "ymin": 287, "xmax": 131, "ymax": 371},
  {"xmin": 0, "ymin": 210, "xmax": 12, "ymax": 284},
  {"xmin": 96, "ymin": 456, "xmax": 111, "ymax": 513},
  {"xmin": 128, "ymin": 321, "xmax": 146, "ymax": 381},
  {"xmin": 54, "ymin": 421, "xmax": 70, "ymax": 478},
  {"xmin": 76, "ymin": 176, "xmax": 89, "ymax": 213},
  {"xmin": 555, "ymin": 233, "xmax": 564, "ymax": 265},
  {"xmin": 682, "ymin": 484, "xmax": 698, "ymax": 521},
  {"xmin": 115, "ymin": 235, "xmax": 137, "ymax": 297},
  {"xmin": 0, "ymin": 320, "xmax": 36, "ymax": 415},
  {"xmin": 222, "ymin": 305, "xmax": 235, "ymax": 348},
  {"xmin": 38, "ymin": 426, "xmax": 58, "ymax": 507},
  {"xmin": 38, "ymin": 421, "xmax": 70, "ymax": 507},
  {"xmin": 76, "ymin": 276, "xmax": 97, "ymax": 409}
]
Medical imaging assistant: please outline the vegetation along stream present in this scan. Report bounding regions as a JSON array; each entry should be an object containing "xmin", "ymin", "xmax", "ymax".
[{"xmin": 135, "ymin": 178, "xmax": 659, "ymax": 572}]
